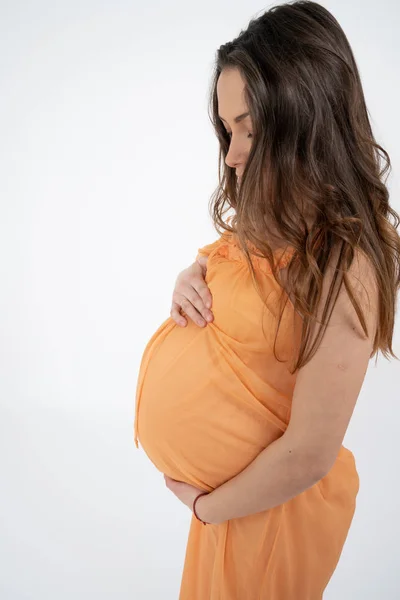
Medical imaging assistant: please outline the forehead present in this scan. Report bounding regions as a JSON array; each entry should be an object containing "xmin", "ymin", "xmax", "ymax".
[{"xmin": 217, "ymin": 68, "xmax": 249, "ymax": 120}]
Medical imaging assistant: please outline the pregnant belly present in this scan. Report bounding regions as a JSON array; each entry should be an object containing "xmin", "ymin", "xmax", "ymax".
[{"xmin": 135, "ymin": 317, "xmax": 288, "ymax": 491}]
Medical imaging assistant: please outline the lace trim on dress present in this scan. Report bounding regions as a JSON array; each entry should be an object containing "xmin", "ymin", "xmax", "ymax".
[{"xmin": 198, "ymin": 231, "xmax": 295, "ymax": 275}]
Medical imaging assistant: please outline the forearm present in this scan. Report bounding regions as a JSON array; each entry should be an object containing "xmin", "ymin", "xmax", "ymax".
[{"xmin": 197, "ymin": 433, "xmax": 325, "ymax": 525}]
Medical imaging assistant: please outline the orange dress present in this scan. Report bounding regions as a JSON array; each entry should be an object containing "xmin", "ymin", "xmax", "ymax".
[{"xmin": 133, "ymin": 231, "xmax": 360, "ymax": 600}]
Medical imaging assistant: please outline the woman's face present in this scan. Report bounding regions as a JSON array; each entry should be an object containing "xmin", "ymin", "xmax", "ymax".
[{"xmin": 216, "ymin": 68, "xmax": 253, "ymax": 182}]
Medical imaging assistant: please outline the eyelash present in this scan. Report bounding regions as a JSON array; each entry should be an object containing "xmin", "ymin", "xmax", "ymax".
[{"xmin": 226, "ymin": 132, "xmax": 253, "ymax": 140}]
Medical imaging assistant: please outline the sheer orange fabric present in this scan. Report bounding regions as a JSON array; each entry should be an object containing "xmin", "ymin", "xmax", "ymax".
[{"xmin": 133, "ymin": 231, "xmax": 359, "ymax": 599}]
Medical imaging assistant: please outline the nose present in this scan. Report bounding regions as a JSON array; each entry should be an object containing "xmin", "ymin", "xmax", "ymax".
[
  {"xmin": 225, "ymin": 141, "xmax": 246, "ymax": 174},
  {"xmin": 225, "ymin": 152, "xmax": 241, "ymax": 172},
  {"xmin": 225, "ymin": 154, "xmax": 244, "ymax": 176}
]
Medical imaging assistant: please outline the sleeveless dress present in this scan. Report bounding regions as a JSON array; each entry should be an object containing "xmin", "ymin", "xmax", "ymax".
[{"xmin": 133, "ymin": 231, "xmax": 360, "ymax": 600}]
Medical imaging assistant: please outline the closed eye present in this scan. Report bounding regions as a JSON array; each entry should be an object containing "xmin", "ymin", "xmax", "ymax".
[{"xmin": 226, "ymin": 132, "xmax": 253, "ymax": 139}]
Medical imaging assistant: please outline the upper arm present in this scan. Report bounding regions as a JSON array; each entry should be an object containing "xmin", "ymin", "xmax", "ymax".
[{"xmin": 284, "ymin": 247, "xmax": 379, "ymax": 475}]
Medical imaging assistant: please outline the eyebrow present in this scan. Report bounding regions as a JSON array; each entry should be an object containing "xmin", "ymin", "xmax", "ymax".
[{"xmin": 218, "ymin": 111, "xmax": 250, "ymax": 124}]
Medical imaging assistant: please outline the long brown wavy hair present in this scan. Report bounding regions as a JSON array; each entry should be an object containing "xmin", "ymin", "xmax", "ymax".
[{"xmin": 206, "ymin": 0, "xmax": 400, "ymax": 374}]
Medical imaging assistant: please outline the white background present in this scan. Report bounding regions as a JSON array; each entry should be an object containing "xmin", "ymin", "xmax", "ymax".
[{"xmin": 0, "ymin": 1, "xmax": 399, "ymax": 598}]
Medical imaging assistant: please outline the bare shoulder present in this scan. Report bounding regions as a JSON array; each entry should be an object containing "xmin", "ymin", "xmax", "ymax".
[{"xmin": 278, "ymin": 245, "xmax": 378, "ymax": 333}]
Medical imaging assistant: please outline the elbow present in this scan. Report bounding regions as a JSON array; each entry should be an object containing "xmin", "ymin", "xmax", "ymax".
[
  {"xmin": 306, "ymin": 455, "xmax": 331, "ymax": 482},
  {"xmin": 296, "ymin": 455, "xmax": 328, "ymax": 484},
  {"xmin": 283, "ymin": 435, "xmax": 333, "ymax": 482},
  {"xmin": 304, "ymin": 450, "xmax": 337, "ymax": 481}
]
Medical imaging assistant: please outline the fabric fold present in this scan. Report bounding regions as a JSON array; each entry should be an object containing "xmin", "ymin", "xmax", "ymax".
[{"xmin": 132, "ymin": 230, "xmax": 359, "ymax": 599}]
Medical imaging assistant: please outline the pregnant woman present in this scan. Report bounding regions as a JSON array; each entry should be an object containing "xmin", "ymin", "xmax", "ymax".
[{"xmin": 133, "ymin": 2, "xmax": 400, "ymax": 598}]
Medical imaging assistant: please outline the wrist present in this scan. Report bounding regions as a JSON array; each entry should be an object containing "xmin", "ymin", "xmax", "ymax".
[{"xmin": 194, "ymin": 491, "xmax": 217, "ymax": 525}]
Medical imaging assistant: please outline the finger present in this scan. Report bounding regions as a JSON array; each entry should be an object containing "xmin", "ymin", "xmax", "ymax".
[
  {"xmin": 174, "ymin": 294, "xmax": 207, "ymax": 327},
  {"xmin": 174, "ymin": 286, "xmax": 213, "ymax": 326},
  {"xmin": 170, "ymin": 302, "xmax": 187, "ymax": 327},
  {"xmin": 191, "ymin": 279, "xmax": 213, "ymax": 312},
  {"xmin": 180, "ymin": 299, "xmax": 206, "ymax": 327}
]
